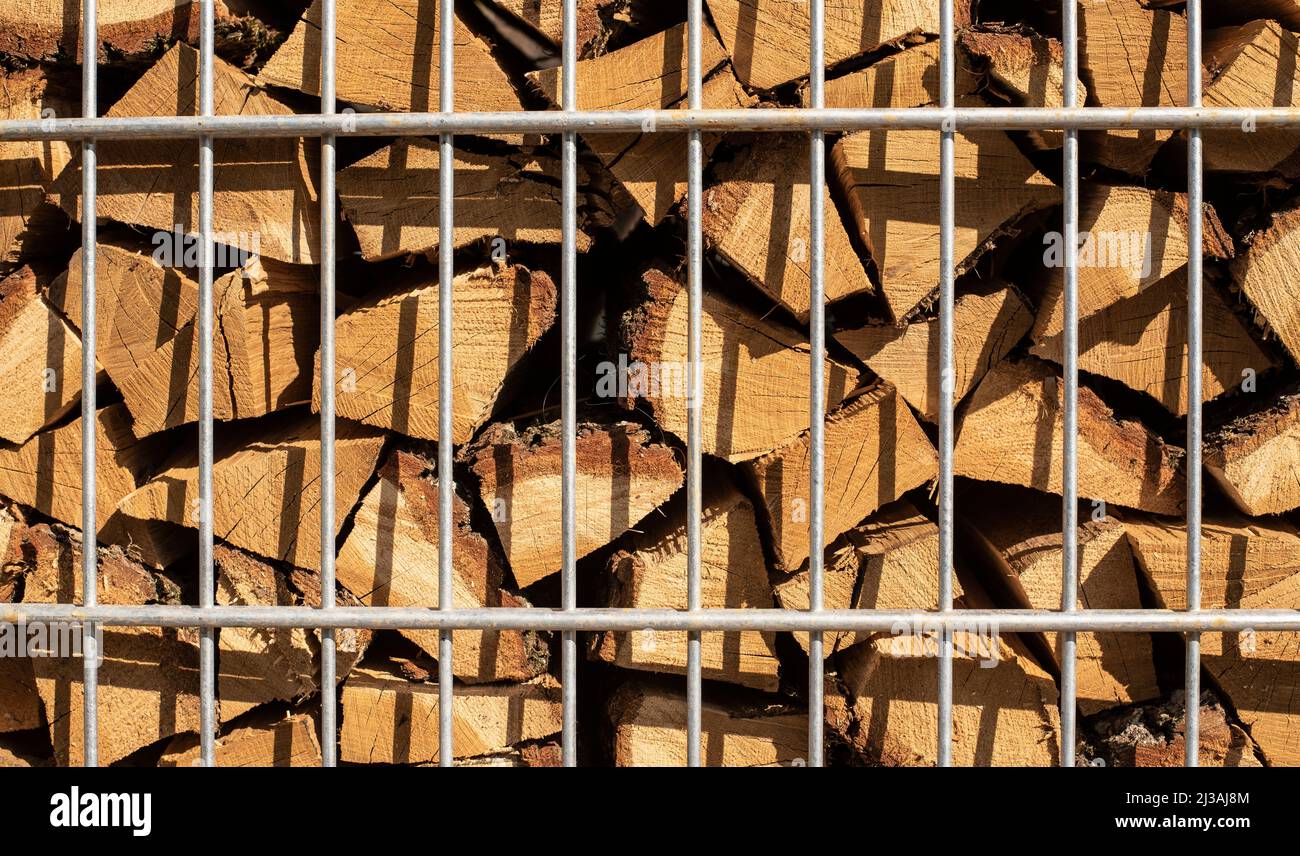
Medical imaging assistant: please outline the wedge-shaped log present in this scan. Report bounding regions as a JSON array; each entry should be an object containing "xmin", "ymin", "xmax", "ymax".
[
  {"xmin": 316, "ymin": 262, "xmax": 555, "ymax": 444},
  {"xmin": 959, "ymin": 481, "xmax": 1159, "ymax": 715},
  {"xmin": 955, "ymin": 358, "xmax": 1185, "ymax": 515},
  {"xmin": 336, "ymin": 449, "xmax": 548, "ymax": 682},
  {"xmin": 702, "ymin": 133, "xmax": 872, "ymax": 318},
  {"xmin": 622, "ymin": 265, "xmax": 860, "ymax": 461},
  {"xmin": 340, "ymin": 661, "xmax": 562, "ymax": 764},
  {"xmin": 45, "ymin": 241, "xmax": 200, "ymax": 382},
  {"xmin": 775, "ymin": 500, "xmax": 943, "ymax": 655},
  {"xmin": 468, "ymin": 419, "xmax": 683, "ymax": 588},
  {"xmin": 1033, "ymin": 271, "xmax": 1271, "ymax": 416},
  {"xmin": 22, "ymin": 524, "xmax": 200, "ymax": 766},
  {"xmin": 1231, "ymin": 200, "xmax": 1300, "ymax": 364},
  {"xmin": 743, "ymin": 382, "xmax": 936, "ymax": 572},
  {"xmin": 0, "ymin": 68, "xmax": 73, "ymax": 266},
  {"xmin": 117, "ymin": 414, "xmax": 385, "ymax": 571},
  {"xmin": 1203, "ymin": 21, "xmax": 1300, "ymax": 175},
  {"xmin": 705, "ymin": 0, "xmax": 967, "ymax": 91},
  {"xmin": 216, "ymin": 545, "xmax": 370, "ymax": 722},
  {"xmin": 337, "ymin": 142, "xmax": 603, "ymax": 262},
  {"xmin": 0, "ymin": 266, "xmax": 88, "ymax": 445},
  {"xmin": 1079, "ymin": 0, "xmax": 1186, "ymax": 174},
  {"xmin": 1033, "ymin": 185, "xmax": 1233, "ymax": 341},
  {"xmin": 609, "ymin": 681, "xmax": 807, "ymax": 767},
  {"xmin": 837, "ymin": 287, "xmax": 1033, "ymax": 423},
  {"xmin": 117, "ymin": 264, "xmax": 319, "ymax": 436},
  {"xmin": 527, "ymin": 23, "xmax": 751, "ymax": 225},
  {"xmin": 0, "ymin": 403, "xmax": 145, "ymax": 537},
  {"xmin": 259, "ymin": 0, "xmax": 524, "ymax": 113},
  {"xmin": 160, "ymin": 714, "xmax": 323, "ymax": 768},
  {"xmin": 1127, "ymin": 512, "xmax": 1300, "ymax": 766},
  {"xmin": 593, "ymin": 473, "xmax": 778, "ymax": 691},
  {"xmin": 833, "ymin": 129, "xmax": 1057, "ymax": 320},
  {"xmin": 0, "ymin": 0, "xmax": 245, "ymax": 62},
  {"xmin": 486, "ymin": 0, "xmax": 630, "ymax": 56},
  {"xmin": 826, "ymin": 638, "xmax": 1062, "ymax": 766},
  {"xmin": 52, "ymin": 44, "xmax": 320, "ymax": 264},
  {"xmin": 1205, "ymin": 389, "xmax": 1300, "ymax": 516}
]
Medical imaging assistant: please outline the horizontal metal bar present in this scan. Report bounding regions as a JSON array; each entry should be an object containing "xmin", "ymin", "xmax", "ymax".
[
  {"xmin": 4, "ymin": 605, "xmax": 1297, "ymax": 633},
  {"xmin": 5, "ymin": 107, "xmax": 1298, "ymax": 141}
]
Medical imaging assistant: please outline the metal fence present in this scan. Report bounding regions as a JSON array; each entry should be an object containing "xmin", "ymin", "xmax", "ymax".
[{"xmin": 6, "ymin": 0, "xmax": 1300, "ymax": 767}]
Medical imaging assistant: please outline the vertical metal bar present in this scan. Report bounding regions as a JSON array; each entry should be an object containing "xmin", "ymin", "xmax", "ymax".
[
  {"xmin": 1185, "ymin": 0, "xmax": 1204, "ymax": 769},
  {"xmin": 318, "ymin": 0, "xmax": 339, "ymax": 768},
  {"xmin": 1059, "ymin": 0, "xmax": 1080, "ymax": 769},
  {"xmin": 79, "ymin": 0, "xmax": 99, "ymax": 770},
  {"xmin": 560, "ymin": 0, "xmax": 579, "ymax": 768},
  {"xmin": 685, "ymin": 0, "xmax": 704, "ymax": 769},
  {"xmin": 437, "ymin": 0, "xmax": 457, "ymax": 768},
  {"xmin": 806, "ymin": 0, "xmax": 826, "ymax": 769},
  {"xmin": 197, "ymin": 0, "xmax": 217, "ymax": 769},
  {"xmin": 935, "ymin": 0, "xmax": 956, "ymax": 768}
]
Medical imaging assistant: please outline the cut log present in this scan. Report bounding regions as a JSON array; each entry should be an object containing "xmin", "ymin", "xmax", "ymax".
[
  {"xmin": 335, "ymin": 449, "xmax": 548, "ymax": 682},
  {"xmin": 117, "ymin": 413, "xmax": 386, "ymax": 572},
  {"xmin": 836, "ymin": 286, "xmax": 1033, "ymax": 423},
  {"xmin": 1203, "ymin": 21, "xmax": 1300, "ymax": 175},
  {"xmin": 259, "ymin": 0, "xmax": 524, "ymax": 113},
  {"xmin": 774, "ymin": 499, "xmax": 943, "ymax": 655},
  {"xmin": 705, "ymin": 0, "xmax": 967, "ymax": 91},
  {"xmin": 609, "ymin": 681, "xmax": 807, "ymax": 767},
  {"xmin": 316, "ymin": 262, "xmax": 555, "ymax": 444},
  {"xmin": 337, "ymin": 141, "xmax": 605, "ymax": 262},
  {"xmin": 159, "ymin": 713, "xmax": 322, "ymax": 768},
  {"xmin": 955, "ymin": 358, "xmax": 1185, "ymax": 514},
  {"xmin": 959, "ymin": 481, "xmax": 1160, "ymax": 715},
  {"xmin": 527, "ymin": 20, "xmax": 728, "ymax": 109},
  {"xmin": 0, "ymin": 402, "xmax": 147, "ymax": 536},
  {"xmin": 216, "ymin": 544, "xmax": 370, "ymax": 722},
  {"xmin": 0, "ymin": 0, "xmax": 223, "ymax": 62},
  {"xmin": 827, "ymin": 637, "xmax": 1062, "ymax": 766},
  {"xmin": 621, "ymin": 265, "xmax": 861, "ymax": 461},
  {"xmin": 1188, "ymin": 0, "xmax": 1300, "ymax": 29},
  {"xmin": 526, "ymin": 22, "xmax": 752, "ymax": 225},
  {"xmin": 832, "ymin": 129, "xmax": 1057, "ymax": 320},
  {"xmin": 0, "ymin": 266, "xmax": 90, "ymax": 445},
  {"xmin": 1206, "ymin": 388, "xmax": 1300, "ymax": 516},
  {"xmin": 116, "ymin": 264, "xmax": 319, "ymax": 436},
  {"xmin": 1231, "ymin": 200, "xmax": 1300, "ymax": 364},
  {"xmin": 700, "ymin": 133, "xmax": 873, "ymax": 319},
  {"xmin": 467, "ymin": 419, "xmax": 683, "ymax": 588},
  {"xmin": 816, "ymin": 31, "xmax": 1081, "ymax": 115},
  {"xmin": 339, "ymin": 660, "xmax": 563, "ymax": 764},
  {"xmin": 958, "ymin": 30, "xmax": 1085, "ymax": 111},
  {"xmin": 587, "ymin": 70, "xmax": 750, "ymax": 225},
  {"xmin": 1079, "ymin": 0, "xmax": 1187, "ymax": 174},
  {"xmin": 51, "ymin": 43, "xmax": 321, "ymax": 265},
  {"xmin": 44, "ymin": 241, "xmax": 200, "ymax": 383},
  {"xmin": 1032, "ymin": 185, "xmax": 1233, "ymax": 341},
  {"xmin": 485, "ymin": 0, "xmax": 630, "ymax": 57},
  {"xmin": 742, "ymin": 382, "xmax": 937, "ymax": 573},
  {"xmin": 1032, "ymin": 271, "xmax": 1273, "ymax": 417},
  {"xmin": 1092, "ymin": 694, "xmax": 1262, "ymax": 768},
  {"xmin": 21, "ymin": 523, "xmax": 200, "ymax": 766},
  {"xmin": 1126, "ymin": 512, "xmax": 1300, "ymax": 765},
  {"xmin": 592, "ymin": 471, "xmax": 779, "ymax": 691},
  {"xmin": 0, "ymin": 504, "xmax": 41, "ymax": 735},
  {"xmin": 0, "ymin": 68, "xmax": 74, "ymax": 267}
]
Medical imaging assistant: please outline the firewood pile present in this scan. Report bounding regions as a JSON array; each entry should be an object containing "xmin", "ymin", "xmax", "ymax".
[{"xmin": 0, "ymin": 0, "xmax": 1295, "ymax": 767}]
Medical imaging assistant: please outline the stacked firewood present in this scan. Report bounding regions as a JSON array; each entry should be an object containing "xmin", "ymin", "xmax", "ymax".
[{"xmin": 0, "ymin": 0, "xmax": 1295, "ymax": 767}]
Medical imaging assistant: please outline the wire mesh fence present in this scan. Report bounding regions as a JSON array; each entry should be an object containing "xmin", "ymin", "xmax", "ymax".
[{"xmin": 4, "ymin": 0, "xmax": 1300, "ymax": 768}]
